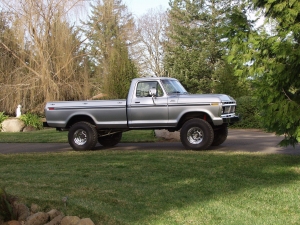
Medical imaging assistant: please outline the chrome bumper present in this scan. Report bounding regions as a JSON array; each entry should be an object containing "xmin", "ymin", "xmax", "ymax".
[{"xmin": 222, "ymin": 116, "xmax": 240, "ymax": 124}]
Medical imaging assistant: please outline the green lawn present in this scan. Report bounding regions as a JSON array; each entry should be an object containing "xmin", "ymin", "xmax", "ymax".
[
  {"xmin": 0, "ymin": 129, "xmax": 161, "ymax": 143},
  {"xmin": 1, "ymin": 151, "xmax": 300, "ymax": 225}
]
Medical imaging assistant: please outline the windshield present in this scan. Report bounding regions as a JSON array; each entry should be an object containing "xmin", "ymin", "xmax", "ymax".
[{"xmin": 161, "ymin": 79, "xmax": 188, "ymax": 95}]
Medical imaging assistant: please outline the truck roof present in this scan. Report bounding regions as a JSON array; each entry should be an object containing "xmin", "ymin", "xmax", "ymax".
[{"xmin": 132, "ymin": 77, "xmax": 178, "ymax": 82}]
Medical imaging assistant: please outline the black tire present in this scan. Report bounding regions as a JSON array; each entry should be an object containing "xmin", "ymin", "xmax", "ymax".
[
  {"xmin": 98, "ymin": 132, "xmax": 122, "ymax": 147},
  {"xmin": 180, "ymin": 118, "xmax": 214, "ymax": 150},
  {"xmin": 211, "ymin": 125, "xmax": 228, "ymax": 146},
  {"xmin": 68, "ymin": 122, "xmax": 98, "ymax": 151}
]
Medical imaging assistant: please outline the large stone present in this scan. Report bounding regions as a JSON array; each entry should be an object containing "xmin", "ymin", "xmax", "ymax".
[
  {"xmin": 30, "ymin": 204, "xmax": 41, "ymax": 214},
  {"xmin": 13, "ymin": 203, "xmax": 30, "ymax": 222},
  {"xmin": 77, "ymin": 218, "xmax": 95, "ymax": 225},
  {"xmin": 60, "ymin": 216, "xmax": 80, "ymax": 225},
  {"xmin": 1, "ymin": 119, "xmax": 25, "ymax": 132},
  {"xmin": 23, "ymin": 126, "xmax": 37, "ymax": 132},
  {"xmin": 155, "ymin": 129, "xmax": 180, "ymax": 141},
  {"xmin": 5, "ymin": 221, "xmax": 21, "ymax": 225},
  {"xmin": 47, "ymin": 209, "xmax": 62, "ymax": 221},
  {"xmin": 44, "ymin": 215, "xmax": 64, "ymax": 225},
  {"xmin": 25, "ymin": 212, "xmax": 49, "ymax": 225}
]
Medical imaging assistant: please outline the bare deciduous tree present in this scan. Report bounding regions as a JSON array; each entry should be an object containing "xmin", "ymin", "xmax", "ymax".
[
  {"xmin": 0, "ymin": 0, "xmax": 89, "ymax": 114},
  {"xmin": 131, "ymin": 7, "xmax": 168, "ymax": 77}
]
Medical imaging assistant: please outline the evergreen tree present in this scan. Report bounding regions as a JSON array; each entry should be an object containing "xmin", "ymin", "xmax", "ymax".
[
  {"xmin": 86, "ymin": 0, "xmax": 138, "ymax": 99},
  {"xmin": 164, "ymin": 0, "xmax": 247, "ymax": 94},
  {"xmin": 228, "ymin": 0, "xmax": 300, "ymax": 146}
]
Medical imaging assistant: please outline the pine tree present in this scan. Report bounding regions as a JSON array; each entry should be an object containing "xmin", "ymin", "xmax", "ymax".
[
  {"xmin": 86, "ymin": 0, "xmax": 138, "ymax": 99},
  {"xmin": 228, "ymin": 0, "xmax": 300, "ymax": 146},
  {"xmin": 164, "ymin": 0, "xmax": 245, "ymax": 94}
]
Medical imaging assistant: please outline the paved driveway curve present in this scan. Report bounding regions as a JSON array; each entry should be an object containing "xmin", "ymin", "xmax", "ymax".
[{"xmin": 0, "ymin": 129, "xmax": 299, "ymax": 155}]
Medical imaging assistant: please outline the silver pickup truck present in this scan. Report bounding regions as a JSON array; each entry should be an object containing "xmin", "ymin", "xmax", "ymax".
[{"xmin": 44, "ymin": 77, "xmax": 239, "ymax": 150}]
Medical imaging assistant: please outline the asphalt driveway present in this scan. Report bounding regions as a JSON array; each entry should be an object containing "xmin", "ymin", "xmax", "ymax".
[{"xmin": 0, "ymin": 129, "xmax": 299, "ymax": 154}]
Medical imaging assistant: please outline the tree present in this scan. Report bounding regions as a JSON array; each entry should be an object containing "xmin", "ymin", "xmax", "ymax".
[
  {"xmin": 0, "ymin": 10, "xmax": 24, "ymax": 114},
  {"xmin": 133, "ymin": 7, "xmax": 168, "ymax": 77},
  {"xmin": 164, "ymin": 0, "xmax": 245, "ymax": 94},
  {"xmin": 106, "ymin": 39, "xmax": 138, "ymax": 98},
  {"xmin": 213, "ymin": 63, "xmax": 251, "ymax": 99},
  {"xmin": 0, "ymin": 0, "xmax": 89, "ymax": 114},
  {"xmin": 86, "ymin": 0, "xmax": 138, "ymax": 99},
  {"xmin": 228, "ymin": 0, "xmax": 300, "ymax": 146}
]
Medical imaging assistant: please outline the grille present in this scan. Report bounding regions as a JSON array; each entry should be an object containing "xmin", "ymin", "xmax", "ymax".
[
  {"xmin": 223, "ymin": 101, "xmax": 236, "ymax": 105},
  {"xmin": 223, "ymin": 106, "xmax": 235, "ymax": 114}
]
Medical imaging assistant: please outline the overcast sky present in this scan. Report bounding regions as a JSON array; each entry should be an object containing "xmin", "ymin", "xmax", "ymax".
[{"xmin": 123, "ymin": 0, "xmax": 170, "ymax": 16}]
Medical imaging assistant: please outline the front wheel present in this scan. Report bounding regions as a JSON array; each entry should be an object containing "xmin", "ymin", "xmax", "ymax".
[
  {"xmin": 98, "ymin": 132, "xmax": 122, "ymax": 147},
  {"xmin": 180, "ymin": 119, "xmax": 214, "ymax": 150},
  {"xmin": 68, "ymin": 122, "xmax": 98, "ymax": 151},
  {"xmin": 211, "ymin": 125, "xmax": 228, "ymax": 146}
]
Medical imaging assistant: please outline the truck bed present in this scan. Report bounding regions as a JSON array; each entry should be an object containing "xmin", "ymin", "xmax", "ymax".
[{"xmin": 45, "ymin": 99, "xmax": 128, "ymax": 129}]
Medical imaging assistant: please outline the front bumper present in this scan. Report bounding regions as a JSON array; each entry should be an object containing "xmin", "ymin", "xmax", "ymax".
[{"xmin": 222, "ymin": 116, "xmax": 240, "ymax": 124}]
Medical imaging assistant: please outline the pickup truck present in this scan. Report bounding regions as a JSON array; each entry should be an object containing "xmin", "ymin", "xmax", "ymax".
[{"xmin": 44, "ymin": 77, "xmax": 239, "ymax": 151}]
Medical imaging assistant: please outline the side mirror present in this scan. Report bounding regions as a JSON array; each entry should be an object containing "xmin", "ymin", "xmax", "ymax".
[{"xmin": 149, "ymin": 88, "xmax": 157, "ymax": 97}]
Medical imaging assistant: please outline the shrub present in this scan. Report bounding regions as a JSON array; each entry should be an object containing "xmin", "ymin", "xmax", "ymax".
[
  {"xmin": 0, "ymin": 112, "xmax": 8, "ymax": 124},
  {"xmin": 0, "ymin": 112, "xmax": 9, "ymax": 130},
  {"xmin": 230, "ymin": 96, "xmax": 262, "ymax": 129},
  {"xmin": 20, "ymin": 113, "xmax": 43, "ymax": 130},
  {"xmin": 0, "ymin": 187, "xmax": 17, "ymax": 222}
]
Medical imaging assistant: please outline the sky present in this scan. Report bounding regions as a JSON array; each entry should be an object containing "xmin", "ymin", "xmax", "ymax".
[{"xmin": 123, "ymin": 0, "xmax": 170, "ymax": 17}]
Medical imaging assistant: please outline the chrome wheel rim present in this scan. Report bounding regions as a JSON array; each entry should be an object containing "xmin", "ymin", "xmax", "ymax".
[
  {"xmin": 74, "ymin": 129, "xmax": 87, "ymax": 145},
  {"xmin": 187, "ymin": 127, "xmax": 203, "ymax": 144}
]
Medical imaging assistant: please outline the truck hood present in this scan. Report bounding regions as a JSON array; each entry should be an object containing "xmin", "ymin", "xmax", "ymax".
[{"xmin": 177, "ymin": 94, "xmax": 235, "ymax": 104}]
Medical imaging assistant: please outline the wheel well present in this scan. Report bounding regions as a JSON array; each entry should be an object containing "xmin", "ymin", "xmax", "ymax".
[
  {"xmin": 66, "ymin": 115, "xmax": 95, "ymax": 128},
  {"xmin": 177, "ymin": 112, "xmax": 212, "ymax": 130}
]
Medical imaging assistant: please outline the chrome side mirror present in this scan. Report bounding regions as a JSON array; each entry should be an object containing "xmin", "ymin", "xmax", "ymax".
[
  {"xmin": 149, "ymin": 88, "xmax": 157, "ymax": 97},
  {"xmin": 149, "ymin": 88, "xmax": 157, "ymax": 105}
]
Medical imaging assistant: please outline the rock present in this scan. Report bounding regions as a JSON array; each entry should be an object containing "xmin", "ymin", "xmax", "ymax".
[
  {"xmin": 13, "ymin": 203, "xmax": 30, "ymax": 222},
  {"xmin": 155, "ymin": 129, "xmax": 180, "ymax": 141},
  {"xmin": 23, "ymin": 126, "xmax": 37, "ymax": 132},
  {"xmin": 1, "ymin": 119, "xmax": 25, "ymax": 132},
  {"xmin": 47, "ymin": 209, "xmax": 62, "ymax": 221},
  {"xmin": 60, "ymin": 216, "xmax": 80, "ymax": 225},
  {"xmin": 25, "ymin": 212, "xmax": 49, "ymax": 225},
  {"xmin": 5, "ymin": 221, "xmax": 21, "ymax": 225},
  {"xmin": 30, "ymin": 204, "xmax": 40, "ymax": 214},
  {"xmin": 44, "ymin": 215, "xmax": 64, "ymax": 225},
  {"xmin": 76, "ymin": 218, "xmax": 95, "ymax": 225}
]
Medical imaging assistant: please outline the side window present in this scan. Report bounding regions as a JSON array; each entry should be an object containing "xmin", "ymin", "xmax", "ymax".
[
  {"xmin": 136, "ymin": 81, "xmax": 164, "ymax": 97},
  {"xmin": 156, "ymin": 83, "xmax": 164, "ymax": 97}
]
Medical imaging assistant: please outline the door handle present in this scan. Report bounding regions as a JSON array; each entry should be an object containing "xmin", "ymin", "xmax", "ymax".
[{"xmin": 135, "ymin": 102, "xmax": 140, "ymax": 103}]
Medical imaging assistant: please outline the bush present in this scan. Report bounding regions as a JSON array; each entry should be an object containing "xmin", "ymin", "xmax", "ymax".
[
  {"xmin": 0, "ymin": 187, "xmax": 17, "ymax": 222},
  {"xmin": 20, "ymin": 113, "xmax": 43, "ymax": 130},
  {"xmin": 0, "ymin": 112, "xmax": 9, "ymax": 130},
  {"xmin": 230, "ymin": 96, "xmax": 262, "ymax": 129},
  {"xmin": 0, "ymin": 112, "xmax": 8, "ymax": 124}
]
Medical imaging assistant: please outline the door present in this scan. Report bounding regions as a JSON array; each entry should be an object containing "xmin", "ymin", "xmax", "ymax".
[{"xmin": 127, "ymin": 80, "xmax": 169, "ymax": 128}]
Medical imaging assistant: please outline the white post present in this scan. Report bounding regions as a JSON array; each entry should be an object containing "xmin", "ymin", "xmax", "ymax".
[{"xmin": 16, "ymin": 105, "xmax": 22, "ymax": 118}]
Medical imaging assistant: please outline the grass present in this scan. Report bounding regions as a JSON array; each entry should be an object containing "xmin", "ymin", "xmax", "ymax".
[
  {"xmin": 0, "ymin": 129, "xmax": 161, "ymax": 143},
  {"xmin": 1, "ymin": 151, "xmax": 300, "ymax": 225}
]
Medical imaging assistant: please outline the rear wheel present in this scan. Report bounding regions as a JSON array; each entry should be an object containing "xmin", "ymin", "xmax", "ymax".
[
  {"xmin": 211, "ymin": 125, "xmax": 228, "ymax": 146},
  {"xmin": 68, "ymin": 122, "xmax": 98, "ymax": 151},
  {"xmin": 98, "ymin": 132, "xmax": 122, "ymax": 147},
  {"xmin": 180, "ymin": 118, "xmax": 214, "ymax": 150}
]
